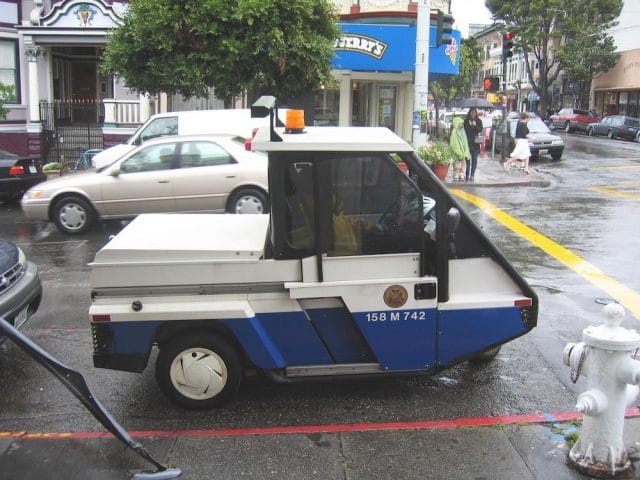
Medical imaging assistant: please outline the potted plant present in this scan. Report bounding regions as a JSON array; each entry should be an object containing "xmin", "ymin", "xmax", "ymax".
[{"xmin": 417, "ymin": 142, "xmax": 453, "ymax": 181}]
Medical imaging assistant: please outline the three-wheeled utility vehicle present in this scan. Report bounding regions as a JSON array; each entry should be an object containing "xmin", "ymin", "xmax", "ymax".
[{"xmin": 89, "ymin": 97, "xmax": 537, "ymax": 409}]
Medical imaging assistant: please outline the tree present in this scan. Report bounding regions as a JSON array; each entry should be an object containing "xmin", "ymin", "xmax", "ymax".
[
  {"xmin": 486, "ymin": 0, "xmax": 622, "ymax": 115},
  {"xmin": 101, "ymin": 0, "xmax": 339, "ymax": 104}
]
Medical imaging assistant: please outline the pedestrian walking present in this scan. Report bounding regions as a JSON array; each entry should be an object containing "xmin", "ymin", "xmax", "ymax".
[
  {"xmin": 449, "ymin": 117, "xmax": 471, "ymax": 181},
  {"xmin": 463, "ymin": 108, "xmax": 484, "ymax": 182},
  {"xmin": 503, "ymin": 112, "xmax": 531, "ymax": 174}
]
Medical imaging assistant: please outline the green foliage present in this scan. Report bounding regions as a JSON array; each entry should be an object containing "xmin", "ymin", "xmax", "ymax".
[
  {"xmin": 0, "ymin": 82, "xmax": 16, "ymax": 120},
  {"xmin": 43, "ymin": 162, "xmax": 63, "ymax": 172},
  {"xmin": 485, "ymin": 0, "xmax": 622, "ymax": 112},
  {"xmin": 417, "ymin": 142, "xmax": 453, "ymax": 166},
  {"xmin": 101, "ymin": 0, "xmax": 339, "ymax": 102}
]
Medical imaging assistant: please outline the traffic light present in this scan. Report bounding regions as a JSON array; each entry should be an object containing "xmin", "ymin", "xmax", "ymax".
[
  {"xmin": 483, "ymin": 76, "xmax": 500, "ymax": 92},
  {"xmin": 436, "ymin": 10, "xmax": 454, "ymax": 47},
  {"xmin": 502, "ymin": 32, "xmax": 514, "ymax": 59}
]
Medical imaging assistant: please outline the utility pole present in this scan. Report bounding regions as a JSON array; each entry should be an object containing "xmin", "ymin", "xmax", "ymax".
[{"xmin": 412, "ymin": 0, "xmax": 430, "ymax": 149}]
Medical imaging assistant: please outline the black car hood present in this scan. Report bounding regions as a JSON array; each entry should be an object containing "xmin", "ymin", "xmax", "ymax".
[{"xmin": 0, "ymin": 240, "xmax": 19, "ymax": 272}]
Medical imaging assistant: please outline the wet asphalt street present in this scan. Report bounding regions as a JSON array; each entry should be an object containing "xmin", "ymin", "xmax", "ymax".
[{"xmin": 1, "ymin": 131, "xmax": 639, "ymax": 479}]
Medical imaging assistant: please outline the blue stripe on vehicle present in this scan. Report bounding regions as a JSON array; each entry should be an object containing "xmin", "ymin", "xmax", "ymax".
[
  {"xmin": 351, "ymin": 309, "xmax": 438, "ymax": 371},
  {"xmin": 105, "ymin": 321, "xmax": 162, "ymax": 354},
  {"xmin": 437, "ymin": 306, "xmax": 527, "ymax": 365},
  {"xmin": 305, "ymin": 307, "xmax": 375, "ymax": 363}
]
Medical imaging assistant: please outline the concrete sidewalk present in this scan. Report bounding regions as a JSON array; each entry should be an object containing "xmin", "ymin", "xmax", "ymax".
[
  {"xmin": 2, "ymin": 413, "xmax": 640, "ymax": 479},
  {"xmin": 444, "ymin": 151, "xmax": 551, "ymax": 188}
]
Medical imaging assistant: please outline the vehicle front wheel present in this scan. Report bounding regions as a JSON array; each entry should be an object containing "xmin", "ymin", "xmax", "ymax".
[
  {"xmin": 53, "ymin": 195, "xmax": 95, "ymax": 234},
  {"xmin": 156, "ymin": 331, "xmax": 242, "ymax": 409},
  {"xmin": 587, "ymin": 127, "xmax": 593, "ymax": 136},
  {"xmin": 564, "ymin": 122, "xmax": 572, "ymax": 133},
  {"xmin": 227, "ymin": 188, "xmax": 269, "ymax": 214},
  {"xmin": 607, "ymin": 130, "xmax": 614, "ymax": 139}
]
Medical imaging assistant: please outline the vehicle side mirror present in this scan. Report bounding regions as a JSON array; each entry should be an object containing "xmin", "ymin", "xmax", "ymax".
[
  {"xmin": 447, "ymin": 207, "xmax": 460, "ymax": 234},
  {"xmin": 109, "ymin": 167, "xmax": 121, "ymax": 177}
]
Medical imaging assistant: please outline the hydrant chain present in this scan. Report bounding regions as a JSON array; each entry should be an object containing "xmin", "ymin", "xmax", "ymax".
[{"xmin": 570, "ymin": 345, "xmax": 586, "ymax": 384}]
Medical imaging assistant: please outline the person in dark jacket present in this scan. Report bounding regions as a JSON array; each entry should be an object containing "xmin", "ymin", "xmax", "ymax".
[{"xmin": 463, "ymin": 108, "xmax": 484, "ymax": 181}]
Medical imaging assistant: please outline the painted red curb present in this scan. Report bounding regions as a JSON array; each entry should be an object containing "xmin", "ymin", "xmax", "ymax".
[{"xmin": 5, "ymin": 407, "xmax": 640, "ymax": 441}]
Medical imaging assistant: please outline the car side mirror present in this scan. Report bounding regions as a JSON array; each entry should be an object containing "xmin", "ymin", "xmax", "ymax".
[{"xmin": 108, "ymin": 167, "xmax": 121, "ymax": 177}]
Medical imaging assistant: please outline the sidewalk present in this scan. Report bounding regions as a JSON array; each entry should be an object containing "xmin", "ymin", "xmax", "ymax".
[
  {"xmin": 445, "ymin": 151, "xmax": 551, "ymax": 188},
  {"xmin": 2, "ymin": 413, "xmax": 640, "ymax": 479}
]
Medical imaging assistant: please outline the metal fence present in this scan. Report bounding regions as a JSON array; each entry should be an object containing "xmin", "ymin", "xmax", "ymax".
[{"xmin": 39, "ymin": 101, "xmax": 104, "ymax": 164}]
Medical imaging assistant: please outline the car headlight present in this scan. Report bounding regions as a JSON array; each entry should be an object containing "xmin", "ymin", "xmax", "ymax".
[{"xmin": 17, "ymin": 246, "xmax": 26, "ymax": 268}]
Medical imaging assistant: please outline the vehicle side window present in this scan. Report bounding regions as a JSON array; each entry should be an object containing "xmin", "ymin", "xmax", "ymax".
[
  {"xmin": 327, "ymin": 154, "xmax": 422, "ymax": 257},
  {"xmin": 119, "ymin": 143, "xmax": 176, "ymax": 173},
  {"xmin": 612, "ymin": 117, "xmax": 623, "ymax": 126},
  {"xmin": 138, "ymin": 117, "xmax": 178, "ymax": 143},
  {"xmin": 603, "ymin": 117, "xmax": 611, "ymax": 125},
  {"xmin": 283, "ymin": 161, "xmax": 315, "ymax": 251},
  {"xmin": 178, "ymin": 141, "xmax": 236, "ymax": 168}
]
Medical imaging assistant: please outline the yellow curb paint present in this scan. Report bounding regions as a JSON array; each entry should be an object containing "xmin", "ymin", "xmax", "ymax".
[{"xmin": 451, "ymin": 189, "xmax": 640, "ymax": 319}]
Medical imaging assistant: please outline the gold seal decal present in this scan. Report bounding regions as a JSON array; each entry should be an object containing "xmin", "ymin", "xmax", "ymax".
[{"xmin": 383, "ymin": 285, "xmax": 408, "ymax": 308}]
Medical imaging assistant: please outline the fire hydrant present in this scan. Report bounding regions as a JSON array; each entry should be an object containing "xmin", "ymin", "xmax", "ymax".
[{"xmin": 563, "ymin": 303, "xmax": 640, "ymax": 477}]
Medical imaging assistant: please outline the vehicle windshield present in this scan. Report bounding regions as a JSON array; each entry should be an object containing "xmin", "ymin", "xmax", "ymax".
[{"xmin": 525, "ymin": 118, "xmax": 551, "ymax": 133}]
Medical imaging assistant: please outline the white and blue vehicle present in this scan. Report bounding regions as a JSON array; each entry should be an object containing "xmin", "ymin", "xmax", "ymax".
[{"xmin": 89, "ymin": 97, "xmax": 538, "ymax": 409}]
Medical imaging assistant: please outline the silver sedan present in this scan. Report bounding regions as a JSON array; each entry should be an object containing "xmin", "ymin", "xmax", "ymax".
[{"xmin": 21, "ymin": 135, "xmax": 268, "ymax": 234}]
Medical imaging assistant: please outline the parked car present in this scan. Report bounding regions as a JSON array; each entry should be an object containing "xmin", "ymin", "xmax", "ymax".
[
  {"xmin": 495, "ymin": 113, "xmax": 564, "ymax": 161},
  {"xmin": 0, "ymin": 149, "xmax": 47, "ymax": 203},
  {"xmin": 587, "ymin": 115, "xmax": 640, "ymax": 141},
  {"xmin": 549, "ymin": 108, "xmax": 599, "ymax": 134},
  {"xmin": 92, "ymin": 108, "xmax": 288, "ymax": 170},
  {"xmin": 0, "ymin": 239, "xmax": 42, "ymax": 343},
  {"xmin": 21, "ymin": 134, "xmax": 269, "ymax": 235}
]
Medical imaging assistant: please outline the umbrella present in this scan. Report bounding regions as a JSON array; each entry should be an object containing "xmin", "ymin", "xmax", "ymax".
[{"xmin": 456, "ymin": 97, "xmax": 495, "ymax": 109}]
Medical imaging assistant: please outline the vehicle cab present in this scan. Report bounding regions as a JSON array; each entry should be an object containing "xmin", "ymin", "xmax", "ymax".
[{"xmin": 89, "ymin": 97, "xmax": 538, "ymax": 409}]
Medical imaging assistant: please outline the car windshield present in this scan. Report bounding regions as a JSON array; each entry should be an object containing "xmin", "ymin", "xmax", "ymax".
[{"xmin": 526, "ymin": 118, "xmax": 551, "ymax": 133}]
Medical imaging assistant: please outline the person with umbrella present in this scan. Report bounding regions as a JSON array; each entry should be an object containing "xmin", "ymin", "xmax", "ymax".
[{"xmin": 463, "ymin": 107, "xmax": 483, "ymax": 181}]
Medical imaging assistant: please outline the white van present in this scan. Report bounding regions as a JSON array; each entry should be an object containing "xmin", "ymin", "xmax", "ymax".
[{"xmin": 93, "ymin": 108, "xmax": 286, "ymax": 170}]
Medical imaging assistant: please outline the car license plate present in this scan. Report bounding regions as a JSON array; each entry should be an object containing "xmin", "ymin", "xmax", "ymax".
[
  {"xmin": 29, "ymin": 165, "xmax": 37, "ymax": 173},
  {"xmin": 14, "ymin": 306, "xmax": 29, "ymax": 329},
  {"xmin": 538, "ymin": 149, "xmax": 548, "ymax": 155}
]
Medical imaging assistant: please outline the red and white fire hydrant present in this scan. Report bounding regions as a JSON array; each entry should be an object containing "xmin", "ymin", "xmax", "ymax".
[{"xmin": 563, "ymin": 303, "xmax": 640, "ymax": 477}]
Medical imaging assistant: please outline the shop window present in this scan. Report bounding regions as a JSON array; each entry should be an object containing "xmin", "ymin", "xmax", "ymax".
[
  {"xmin": 627, "ymin": 92, "xmax": 638, "ymax": 118},
  {"xmin": 0, "ymin": 39, "xmax": 18, "ymax": 103},
  {"xmin": 314, "ymin": 87, "xmax": 339, "ymax": 126}
]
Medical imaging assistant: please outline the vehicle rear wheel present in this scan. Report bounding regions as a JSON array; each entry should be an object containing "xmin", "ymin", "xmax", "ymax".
[
  {"xmin": 469, "ymin": 346, "xmax": 501, "ymax": 364},
  {"xmin": 53, "ymin": 195, "xmax": 95, "ymax": 234},
  {"xmin": 227, "ymin": 188, "xmax": 269, "ymax": 214},
  {"xmin": 564, "ymin": 122, "xmax": 572, "ymax": 133},
  {"xmin": 607, "ymin": 130, "xmax": 613, "ymax": 139},
  {"xmin": 156, "ymin": 331, "xmax": 242, "ymax": 409},
  {"xmin": 587, "ymin": 127, "xmax": 593, "ymax": 136},
  {"xmin": 637, "ymin": 132, "xmax": 640, "ymax": 143}
]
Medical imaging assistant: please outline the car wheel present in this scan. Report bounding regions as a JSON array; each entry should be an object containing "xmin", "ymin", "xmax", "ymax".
[
  {"xmin": 587, "ymin": 127, "xmax": 593, "ymax": 136},
  {"xmin": 53, "ymin": 195, "xmax": 95, "ymax": 234},
  {"xmin": 607, "ymin": 130, "xmax": 613, "ymax": 139},
  {"xmin": 637, "ymin": 132, "xmax": 640, "ymax": 143},
  {"xmin": 564, "ymin": 122, "xmax": 572, "ymax": 133},
  {"xmin": 469, "ymin": 346, "xmax": 501, "ymax": 364},
  {"xmin": 551, "ymin": 152, "xmax": 562, "ymax": 161},
  {"xmin": 227, "ymin": 188, "xmax": 269, "ymax": 214},
  {"xmin": 155, "ymin": 331, "xmax": 242, "ymax": 409}
]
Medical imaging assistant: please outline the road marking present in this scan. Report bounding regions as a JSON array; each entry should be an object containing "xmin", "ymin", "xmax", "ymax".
[
  {"xmin": 589, "ymin": 165, "xmax": 640, "ymax": 171},
  {"xmin": 590, "ymin": 186, "xmax": 640, "ymax": 201},
  {"xmin": 451, "ymin": 189, "xmax": 640, "ymax": 319},
  {"xmin": 1, "ymin": 408, "xmax": 638, "ymax": 440}
]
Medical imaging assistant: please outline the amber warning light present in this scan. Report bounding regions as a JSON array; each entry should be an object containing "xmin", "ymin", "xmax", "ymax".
[{"xmin": 285, "ymin": 110, "xmax": 306, "ymax": 134}]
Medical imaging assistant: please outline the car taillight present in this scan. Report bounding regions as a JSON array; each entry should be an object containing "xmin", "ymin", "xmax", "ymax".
[
  {"xmin": 245, "ymin": 127, "xmax": 260, "ymax": 151},
  {"xmin": 92, "ymin": 314, "xmax": 111, "ymax": 322},
  {"xmin": 9, "ymin": 166, "xmax": 25, "ymax": 176}
]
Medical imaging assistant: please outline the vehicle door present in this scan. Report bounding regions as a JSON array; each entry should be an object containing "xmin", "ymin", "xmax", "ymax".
[
  {"xmin": 170, "ymin": 140, "xmax": 246, "ymax": 213},
  {"xmin": 97, "ymin": 142, "xmax": 177, "ymax": 216},
  {"xmin": 594, "ymin": 116, "xmax": 611, "ymax": 135},
  {"xmin": 281, "ymin": 154, "xmax": 439, "ymax": 371},
  {"xmin": 610, "ymin": 116, "xmax": 624, "ymax": 137}
]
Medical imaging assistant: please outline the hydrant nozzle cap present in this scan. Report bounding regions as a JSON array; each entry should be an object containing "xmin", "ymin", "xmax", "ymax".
[{"xmin": 582, "ymin": 303, "xmax": 640, "ymax": 350}]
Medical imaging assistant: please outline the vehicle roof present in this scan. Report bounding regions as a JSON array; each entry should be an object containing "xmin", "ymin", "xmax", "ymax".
[
  {"xmin": 130, "ymin": 133, "xmax": 245, "ymax": 145},
  {"xmin": 251, "ymin": 126, "xmax": 413, "ymax": 152}
]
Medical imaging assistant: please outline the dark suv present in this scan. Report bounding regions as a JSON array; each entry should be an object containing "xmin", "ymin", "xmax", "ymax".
[{"xmin": 587, "ymin": 115, "xmax": 640, "ymax": 141}]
